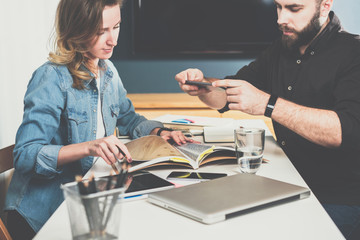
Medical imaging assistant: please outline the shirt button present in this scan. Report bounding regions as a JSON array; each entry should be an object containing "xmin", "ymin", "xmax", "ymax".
[
  {"xmin": 93, "ymin": 109, "xmax": 96, "ymax": 113},
  {"xmin": 93, "ymin": 89, "xmax": 97, "ymax": 92},
  {"xmin": 296, "ymin": 59, "xmax": 301, "ymax": 64},
  {"xmin": 310, "ymin": 51, "xmax": 315, "ymax": 55},
  {"xmin": 93, "ymin": 130, "xmax": 96, "ymax": 134},
  {"xmin": 288, "ymin": 86, "xmax": 292, "ymax": 91},
  {"xmin": 281, "ymin": 141, "xmax": 286, "ymax": 146}
]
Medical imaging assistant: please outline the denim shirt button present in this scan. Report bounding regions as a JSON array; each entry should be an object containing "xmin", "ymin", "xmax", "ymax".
[{"xmin": 93, "ymin": 109, "xmax": 96, "ymax": 113}]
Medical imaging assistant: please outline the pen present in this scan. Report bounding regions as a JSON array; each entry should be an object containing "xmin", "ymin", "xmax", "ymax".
[
  {"xmin": 183, "ymin": 118, "xmax": 195, "ymax": 123},
  {"xmin": 111, "ymin": 145, "xmax": 131, "ymax": 172},
  {"xmin": 116, "ymin": 145, "xmax": 127, "ymax": 161},
  {"xmin": 123, "ymin": 194, "xmax": 148, "ymax": 201}
]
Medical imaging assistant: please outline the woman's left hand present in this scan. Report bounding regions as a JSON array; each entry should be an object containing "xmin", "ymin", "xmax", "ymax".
[
  {"xmin": 161, "ymin": 130, "xmax": 200, "ymax": 145},
  {"xmin": 152, "ymin": 128, "xmax": 200, "ymax": 145}
]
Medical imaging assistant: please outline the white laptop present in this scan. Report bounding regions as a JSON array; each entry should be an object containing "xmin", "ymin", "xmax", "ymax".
[{"xmin": 148, "ymin": 173, "xmax": 310, "ymax": 224}]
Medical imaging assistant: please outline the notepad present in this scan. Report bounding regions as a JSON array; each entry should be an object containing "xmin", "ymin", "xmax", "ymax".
[{"xmin": 148, "ymin": 174, "xmax": 310, "ymax": 224}]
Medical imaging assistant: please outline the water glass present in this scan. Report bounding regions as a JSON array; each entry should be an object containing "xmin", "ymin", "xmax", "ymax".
[{"xmin": 234, "ymin": 128, "xmax": 265, "ymax": 174}]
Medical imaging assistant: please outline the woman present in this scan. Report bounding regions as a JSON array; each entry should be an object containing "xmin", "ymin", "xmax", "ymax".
[{"xmin": 4, "ymin": 0, "xmax": 191, "ymax": 239}]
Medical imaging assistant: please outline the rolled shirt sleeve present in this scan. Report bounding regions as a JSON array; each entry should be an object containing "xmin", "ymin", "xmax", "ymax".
[{"xmin": 13, "ymin": 64, "xmax": 65, "ymax": 178}]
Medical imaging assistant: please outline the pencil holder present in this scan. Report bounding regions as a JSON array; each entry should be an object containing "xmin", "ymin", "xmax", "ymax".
[{"xmin": 61, "ymin": 179, "xmax": 124, "ymax": 240}]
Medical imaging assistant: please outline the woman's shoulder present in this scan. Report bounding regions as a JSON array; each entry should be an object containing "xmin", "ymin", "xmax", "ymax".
[{"xmin": 31, "ymin": 61, "xmax": 73, "ymax": 89}]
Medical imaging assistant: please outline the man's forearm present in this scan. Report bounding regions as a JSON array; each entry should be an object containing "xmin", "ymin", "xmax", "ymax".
[{"xmin": 271, "ymin": 97, "xmax": 342, "ymax": 148}]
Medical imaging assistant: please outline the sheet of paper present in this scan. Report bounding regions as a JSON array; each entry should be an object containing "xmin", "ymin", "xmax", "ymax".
[
  {"xmin": 204, "ymin": 119, "xmax": 272, "ymax": 143},
  {"xmin": 153, "ymin": 114, "xmax": 235, "ymax": 127}
]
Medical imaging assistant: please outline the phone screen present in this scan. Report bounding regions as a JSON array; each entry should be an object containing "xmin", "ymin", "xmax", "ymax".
[{"xmin": 166, "ymin": 171, "xmax": 227, "ymax": 181}]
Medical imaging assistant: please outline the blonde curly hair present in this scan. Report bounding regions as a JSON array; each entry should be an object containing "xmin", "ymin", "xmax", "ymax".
[{"xmin": 49, "ymin": 0, "xmax": 123, "ymax": 89}]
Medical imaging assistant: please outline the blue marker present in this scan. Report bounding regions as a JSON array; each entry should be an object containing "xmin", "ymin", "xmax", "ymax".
[{"xmin": 171, "ymin": 119, "xmax": 191, "ymax": 124}]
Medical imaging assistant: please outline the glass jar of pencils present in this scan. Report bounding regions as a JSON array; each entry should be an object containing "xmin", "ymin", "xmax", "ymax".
[{"xmin": 61, "ymin": 176, "xmax": 127, "ymax": 240}]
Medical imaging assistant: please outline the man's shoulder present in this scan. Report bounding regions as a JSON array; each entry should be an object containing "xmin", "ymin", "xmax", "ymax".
[{"xmin": 334, "ymin": 30, "xmax": 360, "ymax": 49}]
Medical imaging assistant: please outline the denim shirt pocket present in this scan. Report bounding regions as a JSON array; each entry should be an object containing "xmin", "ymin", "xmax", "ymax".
[
  {"xmin": 67, "ymin": 108, "xmax": 89, "ymax": 143},
  {"xmin": 109, "ymin": 104, "xmax": 120, "ymax": 118},
  {"xmin": 107, "ymin": 104, "xmax": 120, "ymax": 133}
]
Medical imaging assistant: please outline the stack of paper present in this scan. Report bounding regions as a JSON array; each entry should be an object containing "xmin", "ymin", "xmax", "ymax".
[
  {"xmin": 153, "ymin": 114, "xmax": 235, "ymax": 127},
  {"xmin": 203, "ymin": 119, "xmax": 272, "ymax": 143}
]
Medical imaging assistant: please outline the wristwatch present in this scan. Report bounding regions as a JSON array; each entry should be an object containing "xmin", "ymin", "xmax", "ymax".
[
  {"xmin": 264, "ymin": 95, "xmax": 278, "ymax": 118},
  {"xmin": 157, "ymin": 127, "xmax": 174, "ymax": 136}
]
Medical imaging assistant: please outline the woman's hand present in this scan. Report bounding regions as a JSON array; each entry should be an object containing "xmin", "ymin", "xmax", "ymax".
[
  {"xmin": 151, "ymin": 128, "xmax": 200, "ymax": 145},
  {"xmin": 161, "ymin": 130, "xmax": 198, "ymax": 145},
  {"xmin": 87, "ymin": 135, "xmax": 132, "ymax": 165}
]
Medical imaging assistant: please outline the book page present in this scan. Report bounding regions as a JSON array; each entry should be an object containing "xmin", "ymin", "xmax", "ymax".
[
  {"xmin": 125, "ymin": 136, "xmax": 198, "ymax": 170},
  {"xmin": 125, "ymin": 136, "xmax": 183, "ymax": 161},
  {"xmin": 174, "ymin": 143, "xmax": 215, "ymax": 166}
]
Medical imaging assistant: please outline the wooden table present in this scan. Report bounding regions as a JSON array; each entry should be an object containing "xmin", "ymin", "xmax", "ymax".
[{"xmin": 128, "ymin": 93, "xmax": 275, "ymax": 136}]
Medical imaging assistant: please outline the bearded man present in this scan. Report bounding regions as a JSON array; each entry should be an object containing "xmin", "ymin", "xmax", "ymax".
[{"xmin": 175, "ymin": 0, "xmax": 360, "ymax": 239}]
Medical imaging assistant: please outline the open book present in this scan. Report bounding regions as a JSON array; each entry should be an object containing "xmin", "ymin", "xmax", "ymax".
[{"xmin": 125, "ymin": 136, "xmax": 236, "ymax": 172}]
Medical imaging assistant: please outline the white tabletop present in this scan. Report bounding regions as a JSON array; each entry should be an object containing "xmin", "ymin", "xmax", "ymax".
[{"xmin": 34, "ymin": 135, "xmax": 344, "ymax": 240}]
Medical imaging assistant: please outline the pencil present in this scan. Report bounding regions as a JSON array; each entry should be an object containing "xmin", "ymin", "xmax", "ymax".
[
  {"xmin": 75, "ymin": 175, "xmax": 87, "ymax": 195},
  {"xmin": 116, "ymin": 145, "xmax": 127, "ymax": 161},
  {"xmin": 111, "ymin": 162, "xmax": 120, "ymax": 174},
  {"xmin": 75, "ymin": 175, "xmax": 96, "ymax": 234}
]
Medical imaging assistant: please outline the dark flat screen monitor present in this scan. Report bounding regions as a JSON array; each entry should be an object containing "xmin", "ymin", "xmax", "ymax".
[{"xmin": 132, "ymin": 0, "xmax": 280, "ymax": 56}]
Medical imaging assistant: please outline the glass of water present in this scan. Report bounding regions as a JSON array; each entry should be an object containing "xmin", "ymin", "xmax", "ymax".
[{"xmin": 234, "ymin": 128, "xmax": 265, "ymax": 174}]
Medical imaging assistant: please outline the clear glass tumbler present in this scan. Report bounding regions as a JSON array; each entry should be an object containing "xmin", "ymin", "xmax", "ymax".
[{"xmin": 234, "ymin": 128, "xmax": 265, "ymax": 174}]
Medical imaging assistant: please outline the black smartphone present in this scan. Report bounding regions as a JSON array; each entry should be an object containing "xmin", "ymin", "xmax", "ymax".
[
  {"xmin": 185, "ymin": 80, "xmax": 212, "ymax": 88},
  {"xmin": 185, "ymin": 80, "xmax": 226, "ymax": 90},
  {"xmin": 166, "ymin": 171, "xmax": 227, "ymax": 181}
]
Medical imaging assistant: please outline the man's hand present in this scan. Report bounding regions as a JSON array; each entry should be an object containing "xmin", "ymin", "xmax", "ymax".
[
  {"xmin": 213, "ymin": 79, "xmax": 270, "ymax": 115},
  {"xmin": 175, "ymin": 68, "xmax": 210, "ymax": 96}
]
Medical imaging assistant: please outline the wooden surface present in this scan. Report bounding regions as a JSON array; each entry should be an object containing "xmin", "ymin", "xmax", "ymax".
[
  {"xmin": 127, "ymin": 93, "xmax": 275, "ymax": 136},
  {"xmin": 0, "ymin": 145, "xmax": 14, "ymax": 174},
  {"xmin": 0, "ymin": 218, "xmax": 12, "ymax": 240}
]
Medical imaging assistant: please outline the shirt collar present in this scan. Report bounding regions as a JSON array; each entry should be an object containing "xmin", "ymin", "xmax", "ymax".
[
  {"xmin": 82, "ymin": 59, "xmax": 113, "ymax": 88},
  {"xmin": 305, "ymin": 11, "xmax": 342, "ymax": 53}
]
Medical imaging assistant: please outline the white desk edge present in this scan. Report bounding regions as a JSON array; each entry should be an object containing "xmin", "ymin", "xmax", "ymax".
[{"xmin": 34, "ymin": 126, "xmax": 344, "ymax": 240}]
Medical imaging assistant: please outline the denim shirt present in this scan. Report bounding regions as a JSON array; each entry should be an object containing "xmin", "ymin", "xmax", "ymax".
[{"xmin": 5, "ymin": 60, "xmax": 163, "ymax": 232}]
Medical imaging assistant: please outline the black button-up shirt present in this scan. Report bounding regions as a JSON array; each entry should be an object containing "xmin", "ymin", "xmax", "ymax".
[{"xmin": 225, "ymin": 12, "xmax": 360, "ymax": 205}]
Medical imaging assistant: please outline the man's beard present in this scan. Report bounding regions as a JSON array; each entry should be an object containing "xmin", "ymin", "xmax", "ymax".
[{"xmin": 279, "ymin": 10, "xmax": 322, "ymax": 51}]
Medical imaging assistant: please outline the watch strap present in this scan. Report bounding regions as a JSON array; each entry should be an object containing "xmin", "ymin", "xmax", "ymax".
[
  {"xmin": 264, "ymin": 95, "xmax": 278, "ymax": 118},
  {"xmin": 157, "ymin": 127, "xmax": 174, "ymax": 136}
]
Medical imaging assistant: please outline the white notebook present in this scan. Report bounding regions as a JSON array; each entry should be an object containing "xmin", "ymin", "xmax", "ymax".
[{"xmin": 148, "ymin": 174, "xmax": 310, "ymax": 224}]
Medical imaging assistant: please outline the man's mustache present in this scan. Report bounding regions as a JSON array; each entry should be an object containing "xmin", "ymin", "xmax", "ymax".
[{"xmin": 278, "ymin": 24, "xmax": 295, "ymax": 33}]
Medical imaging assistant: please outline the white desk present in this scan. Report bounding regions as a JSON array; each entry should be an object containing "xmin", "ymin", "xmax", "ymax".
[{"xmin": 34, "ymin": 136, "xmax": 344, "ymax": 240}]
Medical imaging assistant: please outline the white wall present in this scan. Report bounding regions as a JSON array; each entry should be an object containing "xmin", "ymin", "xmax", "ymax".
[{"xmin": 0, "ymin": 0, "xmax": 59, "ymax": 148}]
